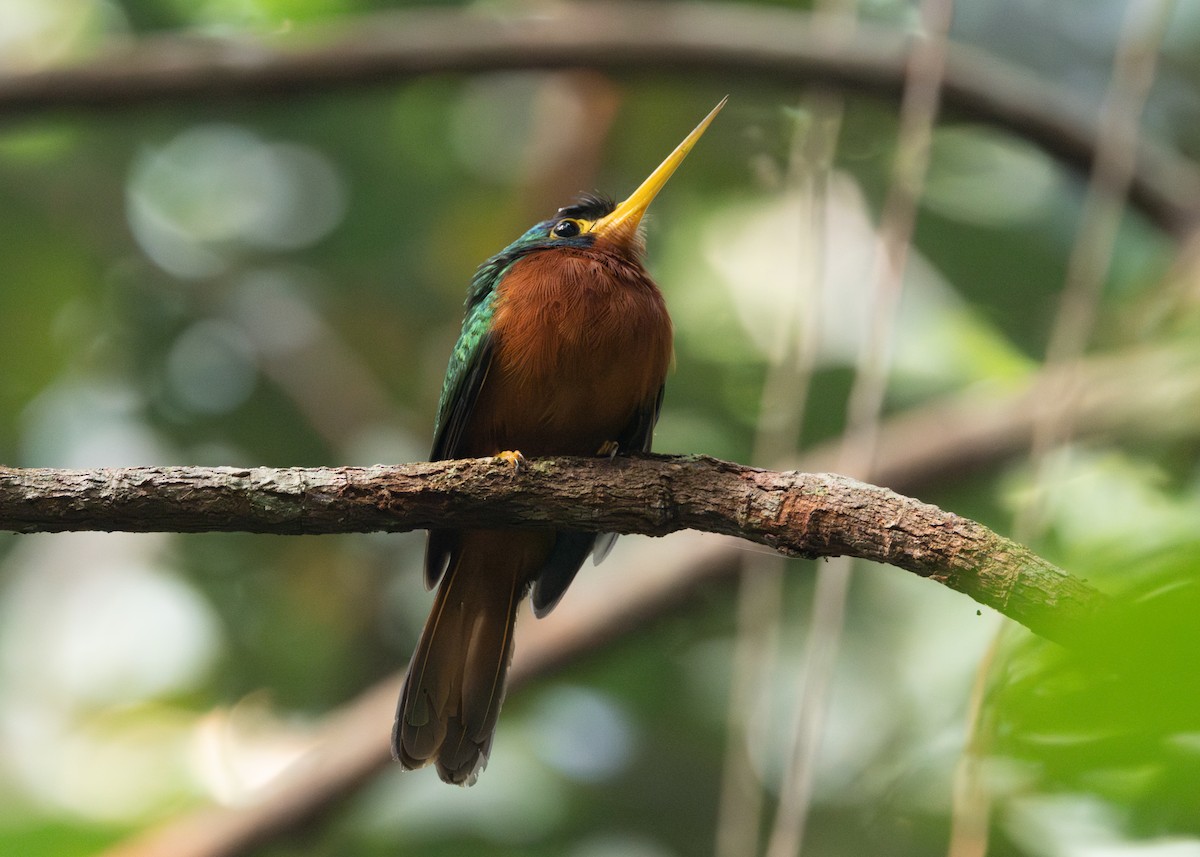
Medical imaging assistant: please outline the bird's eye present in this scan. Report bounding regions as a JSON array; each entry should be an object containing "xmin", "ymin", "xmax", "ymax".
[{"xmin": 552, "ymin": 219, "xmax": 582, "ymax": 238}]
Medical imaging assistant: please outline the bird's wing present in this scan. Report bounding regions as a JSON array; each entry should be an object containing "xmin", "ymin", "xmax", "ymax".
[
  {"xmin": 530, "ymin": 384, "xmax": 666, "ymax": 617},
  {"xmin": 617, "ymin": 383, "xmax": 666, "ymax": 454},
  {"xmin": 588, "ymin": 383, "xmax": 666, "ymax": 561},
  {"xmin": 430, "ymin": 332, "xmax": 494, "ymax": 463},
  {"xmin": 425, "ymin": 294, "xmax": 498, "ymax": 588},
  {"xmin": 430, "ymin": 253, "xmax": 513, "ymax": 462}
]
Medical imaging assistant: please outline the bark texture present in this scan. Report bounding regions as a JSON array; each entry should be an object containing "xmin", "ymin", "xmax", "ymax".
[{"xmin": 0, "ymin": 454, "xmax": 1103, "ymax": 644}]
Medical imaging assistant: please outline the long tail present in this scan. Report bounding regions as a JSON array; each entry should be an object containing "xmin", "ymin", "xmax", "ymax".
[{"xmin": 392, "ymin": 530, "xmax": 538, "ymax": 785}]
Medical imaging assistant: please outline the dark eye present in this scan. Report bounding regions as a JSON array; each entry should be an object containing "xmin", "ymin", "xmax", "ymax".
[{"xmin": 552, "ymin": 219, "xmax": 581, "ymax": 238}]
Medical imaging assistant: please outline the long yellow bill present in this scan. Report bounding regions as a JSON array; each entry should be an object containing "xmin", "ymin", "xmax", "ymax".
[{"xmin": 592, "ymin": 96, "xmax": 727, "ymax": 244}]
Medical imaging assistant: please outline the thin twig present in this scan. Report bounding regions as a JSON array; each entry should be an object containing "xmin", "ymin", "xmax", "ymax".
[
  {"xmin": 1018, "ymin": 0, "xmax": 1178, "ymax": 537},
  {"xmin": 1, "ymin": 3, "xmax": 1196, "ymax": 234},
  {"xmin": 768, "ymin": 2, "xmax": 954, "ymax": 854},
  {"xmin": 715, "ymin": 92, "xmax": 839, "ymax": 857},
  {"xmin": 949, "ymin": 4, "xmax": 1178, "ymax": 854}
]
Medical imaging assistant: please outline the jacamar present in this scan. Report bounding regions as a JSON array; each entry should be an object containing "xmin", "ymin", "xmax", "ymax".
[{"xmin": 392, "ymin": 98, "xmax": 726, "ymax": 785}]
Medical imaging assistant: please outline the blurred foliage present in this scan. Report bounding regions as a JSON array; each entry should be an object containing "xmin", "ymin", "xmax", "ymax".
[{"xmin": 1, "ymin": 1, "xmax": 1200, "ymax": 856}]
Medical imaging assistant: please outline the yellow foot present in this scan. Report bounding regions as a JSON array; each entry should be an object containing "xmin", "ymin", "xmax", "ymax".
[
  {"xmin": 494, "ymin": 449, "xmax": 526, "ymax": 473},
  {"xmin": 596, "ymin": 440, "xmax": 619, "ymax": 459}
]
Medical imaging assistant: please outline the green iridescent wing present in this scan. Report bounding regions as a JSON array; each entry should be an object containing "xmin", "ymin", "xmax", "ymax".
[
  {"xmin": 425, "ymin": 261, "xmax": 508, "ymax": 586},
  {"xmin": 430, "ymin": 318, "xmax": 494, "ymax": 463},
  {"xmin": 430, "ymin": 252, "xmax": 511, "ymax": 461},
  {"xmin": 427, "ymin": 219, "xmax": 571, "ymax": 461}
]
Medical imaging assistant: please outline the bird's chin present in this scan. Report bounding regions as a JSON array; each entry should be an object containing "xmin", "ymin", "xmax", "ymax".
[{"xmin": 593, "ymin": 228, "xmax": 646, "ymax": 259}]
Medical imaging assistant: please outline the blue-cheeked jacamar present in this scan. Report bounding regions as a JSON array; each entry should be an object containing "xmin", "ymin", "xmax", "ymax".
[{"xmin": 392, "ymin": 98, "xmax": 726, "ymax": 785}]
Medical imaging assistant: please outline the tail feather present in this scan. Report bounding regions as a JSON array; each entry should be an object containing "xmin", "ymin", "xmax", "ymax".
[
  {"xmin": 393, "ymin": 531, "xmax": 536, "ymax": 786},
  {"xmin": 460, "ymin": 574, "xmax": 518, "ymax": 740},
  {"xmin": 438, "ymin": 718, "xmax": 496, "ymax": 784}
]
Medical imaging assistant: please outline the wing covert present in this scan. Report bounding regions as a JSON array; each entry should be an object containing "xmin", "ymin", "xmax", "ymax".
[{"xmin": 426, "ymin": 297, "xmax": 498, "ymax": 587}]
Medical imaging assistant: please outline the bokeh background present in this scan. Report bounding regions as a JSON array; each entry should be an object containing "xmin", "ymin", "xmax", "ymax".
[{"xmin": 2, "ymin": 1, "xmax": 1200, "ymax": 855}]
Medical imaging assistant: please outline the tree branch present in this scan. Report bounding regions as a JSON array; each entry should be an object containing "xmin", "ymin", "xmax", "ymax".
[
  {"xmin": 0, "ymin": 454, "xmax": 1102, "ymax": 644},
  {"xmin": 91, "ymin": 335, "xmax": 1183, "ymax": 857},
  {"xmin": 1, "ymin": 2, "xmax": 1196, "ymax": 234}
]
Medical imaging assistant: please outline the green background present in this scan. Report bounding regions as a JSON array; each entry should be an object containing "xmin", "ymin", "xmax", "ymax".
[{"xmin": 1, "ymin": 1, "xmax": 1199, "ymax": 855}]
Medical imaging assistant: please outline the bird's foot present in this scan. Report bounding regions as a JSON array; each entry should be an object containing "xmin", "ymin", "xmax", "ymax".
[
  {"xmin": 494, "ymin": 450, "xmax": 526, "ymax": 473},
  {"xmin": 596, "ymin": 440, "xmax": 619, "ymax": 459}
]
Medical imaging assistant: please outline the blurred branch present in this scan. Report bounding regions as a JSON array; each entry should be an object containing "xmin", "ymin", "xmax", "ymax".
[
  {"xmin": 100, "ymin": 533, "xmax": 734, "ymax": 857},
  {"xmin": 1, "ymin": 2, "xmax": 1197, "ymax": 234},
  {"xmin": 951, "ymin": 6, "xmax": 1177, "ymax": 854},
  {"xmin": 1018, "ymin": 0, "xmax": 1175, "ymax": 536},
  {"xmin": 0, "ymin": 454, "xmax": 1099, "ymax": 641},
  {"xmin": 772, "ymin": 0, "xmax": 955, "ymax": 852},
  {"xmin": 717, "ymin": 82, "xmax": 839, "ymax": 857},
  {"xmin": 832, "ymin": 344, "xmax": 1200, "ymax": 486}
]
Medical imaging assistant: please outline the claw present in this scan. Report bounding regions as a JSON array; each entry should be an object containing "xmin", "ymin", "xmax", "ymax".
[
  {"xmin": 596, "ymin": 440, "xmax": 619, "ymax": 459},
  {"xmin": 494, "ymin": 450, "xmax": 526, "ymax": 473}
]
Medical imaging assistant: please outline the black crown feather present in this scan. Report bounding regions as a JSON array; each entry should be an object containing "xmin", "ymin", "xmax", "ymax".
[{"xmin": 556, "ymin": 192, "xmax": 616, "ymax": 221}]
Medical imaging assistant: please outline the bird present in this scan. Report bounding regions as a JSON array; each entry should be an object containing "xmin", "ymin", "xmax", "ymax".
[{"xmin": 392, "ymin": 98, "xmax": 726, "ymax": 785}]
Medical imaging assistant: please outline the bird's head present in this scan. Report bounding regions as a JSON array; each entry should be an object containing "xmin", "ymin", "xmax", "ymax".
[{"xmin": 504, "ymin": 97, "xmax": 727, "ymax": 262}]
